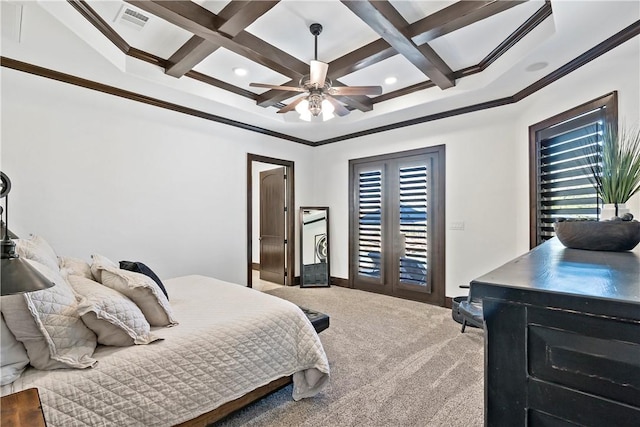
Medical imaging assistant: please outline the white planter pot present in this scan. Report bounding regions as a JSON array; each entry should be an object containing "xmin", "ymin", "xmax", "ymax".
[{"xmin": 600, "ymin": 203, "xmax": 630, "ymax": 221}]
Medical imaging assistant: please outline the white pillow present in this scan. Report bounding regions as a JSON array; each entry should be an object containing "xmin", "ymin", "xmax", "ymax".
[
  {"xmin": 102, "ymin": 269, "xmax": 177, "ymax": 327},
  {"xmin": 67, "ymin": 275, "xmax": 161, "ymax": 346},
  {"xmin": 14, "ymin": 235, "xmax": 59, "ymax": 272},
  {"xmin": 1, "ymin": 260, "xmax": 97, "ymax": 370},
  {"xmin": 90, "ymin": 253, "xmax": 118, "ymax": 283},
  {"xmin": 59, "ymin": 256, "xmax": 94, "ymax": 281},
  {"xmin": 92, "ymin": 254, "xmax": 177, "ymax": 327},
  {"xmin": 0, "ymin": 314, "xmax": 29, "ymax": 385}
]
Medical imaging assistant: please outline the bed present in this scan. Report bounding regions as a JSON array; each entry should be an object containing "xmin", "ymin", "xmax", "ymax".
[{"xmin": 1, "ymin": 274, "xmax": 330, "ymax": 426}]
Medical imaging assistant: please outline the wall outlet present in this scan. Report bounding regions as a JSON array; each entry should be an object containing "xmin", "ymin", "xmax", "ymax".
[{"xmin": 449, "ymin": 221, "xmax": 465, "ymax": 231}]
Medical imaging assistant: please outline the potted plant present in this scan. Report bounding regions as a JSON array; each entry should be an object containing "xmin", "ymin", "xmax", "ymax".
[
  {"xmin": 587, "ymin": 123, "xmax": 640, "ymax": 219},
  {"xmin": 553, "ymin": 122, "xmax": 640, "ymax": 251}
]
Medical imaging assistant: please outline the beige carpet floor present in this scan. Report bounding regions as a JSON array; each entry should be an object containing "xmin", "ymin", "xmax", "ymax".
[{"xmin": 216, "ymin": 285, "xmax": 484, "ymax": 427}]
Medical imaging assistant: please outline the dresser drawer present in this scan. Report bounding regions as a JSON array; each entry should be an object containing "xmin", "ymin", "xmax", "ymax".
[{"xmin": 527, "ymin": 307, "xmax": 640, "ymax": 408}]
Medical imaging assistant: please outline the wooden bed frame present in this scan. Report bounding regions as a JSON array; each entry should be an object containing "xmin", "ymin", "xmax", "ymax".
[{"xmin": 175, "ymin": 376, "xmax": 292, "ymax": 426}]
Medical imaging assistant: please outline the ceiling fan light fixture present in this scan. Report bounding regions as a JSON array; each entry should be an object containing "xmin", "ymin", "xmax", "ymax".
[
  {"xmin": 321, "ymin": 98, "xmax": 335, "ymax": 114},
  {"xmin": 308, "ymin": 92, "xmax": 323, "ymax": 117},
  {"xmin": 322, "ymin": 99, "xmax": 335, "ymax": 122},
  {"xmin": 295, "ymin": 98, "xmax": 309, "ymax": 115},
  {"xmin": 251, "ymin": 22, "xmax": 380, "ymax": 122}
]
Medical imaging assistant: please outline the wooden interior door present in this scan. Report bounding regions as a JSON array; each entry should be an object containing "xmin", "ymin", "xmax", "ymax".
[
  {"xmin": 350, "ymin": 147, "xmax": 445, "ymax": 305},
  {"xmin": 260, "ymin": 167, "xmax": 286, "ymax": 285}
]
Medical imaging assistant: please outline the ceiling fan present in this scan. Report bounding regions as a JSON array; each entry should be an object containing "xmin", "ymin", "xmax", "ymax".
[{"xmin": 250, "ymin": 23, "xmax": 382, "ymax": 121}]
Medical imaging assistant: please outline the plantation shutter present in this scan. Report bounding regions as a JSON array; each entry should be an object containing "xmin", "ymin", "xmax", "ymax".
[
  {"xmin": 536, "ymin": 109, "xmax": 604, "ymax": 244},
  {"xmin": 398, "ymin": 164, "xmax": 429, "ymax": 288},
  {"xmin": 357, "ymin": 168, "xmax": 383, "ymax": 280}
]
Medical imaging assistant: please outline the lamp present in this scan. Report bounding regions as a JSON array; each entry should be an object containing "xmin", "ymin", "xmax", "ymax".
[{"xmin": 0, "ymin": 172, "xmax": 54, "ymax": 296}]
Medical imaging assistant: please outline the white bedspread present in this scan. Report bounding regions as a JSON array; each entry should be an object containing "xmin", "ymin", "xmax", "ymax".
[{"xmin": 3, "ymin": 275, "xmax": 330, "ymax": 426}]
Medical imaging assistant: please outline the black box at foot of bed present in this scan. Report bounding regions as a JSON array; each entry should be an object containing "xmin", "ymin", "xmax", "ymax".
[{"xmin": 299, "ymin": 307, "xmax": 330, "ymax": 333}]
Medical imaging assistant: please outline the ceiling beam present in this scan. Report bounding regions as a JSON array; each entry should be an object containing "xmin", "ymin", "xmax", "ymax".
[
  {"xmin": 327, "ymin": 38, "xmax": 396, "ymax": 80},
  {"xmin": 126, "ymin": 1, "xmax": 305, "ymax": 80},
  {"xmin": 341, "ymin": 0, "xmax": 454, "ymax": 89},
  {"xmin": 165, "ymin": 1, "xmax": 279, "ymax": 78},
  {"xmin": 410, "ymin": 0, "xmax": 528, "ymax": 46}
]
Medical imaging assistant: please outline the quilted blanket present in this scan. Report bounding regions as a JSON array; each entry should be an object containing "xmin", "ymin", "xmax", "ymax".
[{"xmin": 3, "ymin": 275, "xmax": 330, "ymax": 426}]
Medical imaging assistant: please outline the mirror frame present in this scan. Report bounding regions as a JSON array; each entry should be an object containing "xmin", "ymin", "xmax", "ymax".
[{"xmin": 299, "ymin": 206, "xmax": 330, "ymax": 288}]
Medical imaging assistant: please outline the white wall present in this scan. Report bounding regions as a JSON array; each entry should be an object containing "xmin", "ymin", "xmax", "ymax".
[
  {"xmin": 0, "ymin": 68, "xmax": 314, "ymax": 285},
  {"xmin": 313, "ymin": 37, "xmax": 640, "ymax": 298}
]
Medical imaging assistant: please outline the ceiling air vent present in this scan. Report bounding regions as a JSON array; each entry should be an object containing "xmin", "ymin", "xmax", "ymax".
[{"xmin": 114, "ymin": 6, "xmax": 149, "ymax": 31}]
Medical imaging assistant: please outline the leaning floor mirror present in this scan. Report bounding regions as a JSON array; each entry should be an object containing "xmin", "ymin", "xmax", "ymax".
[{"xmin": 300, "ymin": 207, "xmax": 330, "ymax": 287}]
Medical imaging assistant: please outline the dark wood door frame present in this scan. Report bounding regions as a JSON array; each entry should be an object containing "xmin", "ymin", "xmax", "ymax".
[{"xmin": 247, "ymin": 154, "xmax": 295, "ymax": 288}]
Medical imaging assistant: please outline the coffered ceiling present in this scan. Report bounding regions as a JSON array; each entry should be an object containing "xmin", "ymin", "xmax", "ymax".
[{"xmin": 5, "ymin": 1, "xmax": 640, "ymax": 144}]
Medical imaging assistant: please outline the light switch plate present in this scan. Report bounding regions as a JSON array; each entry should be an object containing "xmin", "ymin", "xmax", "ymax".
[{"xmin": 450, "ymin": 221, "xmax": 465, "ymax": 231}]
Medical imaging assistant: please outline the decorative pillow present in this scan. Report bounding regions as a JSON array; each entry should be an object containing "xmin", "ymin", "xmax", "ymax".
[
  {"xmin": 67, "ymin": 275, "xmax": 161, "ymax": 346},
  {"xmin": 90, "ymin": 254, "xmax": 118, "ymax": 283},
  {"xmin": 59, "ymin": 256, "xmax": 94, "ymax": 280},
  {"xmin": 92, "ymin": 257, "xmax": 177, "ymax": 327},
  {"xmin": 1, "ymin": 314, "xmax": 29, "ymax": 386},
  {"xmin": 14, "ymin": 235, "xmax": 59, "ymax": 272},
  {"xmin": 0, "ymin": 260, "xmax": 97, "ymax": 370},
  {"xmin": 119, "ymin": 261, "xmax": 169, "ymax": 300}
]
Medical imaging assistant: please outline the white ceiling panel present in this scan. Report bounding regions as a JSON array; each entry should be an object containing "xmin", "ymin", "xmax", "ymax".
[
  {"xmin": 245, "ymin": 0, "xmax": 380, "ymax": 63},
  {"xmin": 192, "ymin": 0, "xmax": 232, "ymax": 16},
  {"xmin": 389, "ymin": 0, "xmax": 457, "ymax": 25},
  {"xmin": 193, "ymin": 47, "xmax": 290, "ymax": 94},
  {"xmin": 430, "ymin": 0, "xmax": 547, "ymax": 71},
  {"xmin": 339, "ymin": 54, "xmax": 428, "ymax": 95}
]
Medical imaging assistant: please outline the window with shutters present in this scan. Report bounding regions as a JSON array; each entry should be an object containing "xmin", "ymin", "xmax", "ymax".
[
  {"xmin": 349, "ymin": 146, "xmax": 445, "ymax": 305},
  {"xmin": 529, "ymin": 92, "xmax": 617, "ymax": 248}
]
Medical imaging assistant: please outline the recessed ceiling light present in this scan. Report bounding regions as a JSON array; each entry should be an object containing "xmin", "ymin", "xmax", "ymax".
[
  {"xmin": 233, "ymin": 67, "xmax": 248, "ymax": 77},
  {"xmin": 384, "ymin": 76, "xmax": 397, "ymax": 85},
  {"xmin": 525, "ymin": 62, "xmax": 549, "ymax": 72}
]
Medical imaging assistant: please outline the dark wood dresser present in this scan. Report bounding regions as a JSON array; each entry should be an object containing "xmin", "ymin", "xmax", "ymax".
[{"xmin": 470, "ymin": 238, "xmax": 640, "ymax": 426}]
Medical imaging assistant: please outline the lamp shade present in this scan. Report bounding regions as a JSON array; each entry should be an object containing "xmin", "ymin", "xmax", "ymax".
[
  {"xmin": 0, "ymin": 170, "xmax": 53, "ymax": 296},
  {"xmin": 1, "ymin": 241, "xmax": 54, "ymax": 296}
]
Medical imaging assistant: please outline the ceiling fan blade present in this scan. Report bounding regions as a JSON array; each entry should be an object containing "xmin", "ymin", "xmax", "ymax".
[
  {"xmin": 250, "ymin": 83, "xmax": 305, "ymax": 92},
  {"xmin": 330, "ymin": 86, "xmax": 383, "ymax": 96},
  {"xmin": 325, "ymin": 95, "xmax": 350, "ymax": 117},
  {"xmin": 277, "ymin": 96, "xmax": 306, "ymax": 114},
  {"xmin": 310, "ymin": 60, "xmax": 329, "ymax": 88}
]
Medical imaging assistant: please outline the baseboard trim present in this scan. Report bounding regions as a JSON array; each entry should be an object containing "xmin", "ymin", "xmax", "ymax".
[
  {"xmin": 252, "ymin": 263, "xmax": 260, "ymax": 271},
  {"xmin": 445, "ymin": 297, "xmax": 453, "ymax": 309},
  {"xmin": 331, "ymin": 277, "xmax": 349, "ymax": 288}
]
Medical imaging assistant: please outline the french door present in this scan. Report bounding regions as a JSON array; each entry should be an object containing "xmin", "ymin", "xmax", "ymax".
[{"xmin": 349, "ymin": 146, "xmax": 445, "ymax": 305}]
